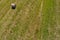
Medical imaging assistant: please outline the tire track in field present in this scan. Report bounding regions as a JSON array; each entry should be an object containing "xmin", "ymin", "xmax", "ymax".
[
  {"xmin": 38, "ymin": 0, "xmax": 44, "ymax": 40},
  {"xmin": 38, "ymin": 0, "xmax": 43, "ymax": 17}
]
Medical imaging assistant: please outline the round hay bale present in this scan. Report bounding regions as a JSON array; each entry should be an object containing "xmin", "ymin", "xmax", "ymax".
[{"xmin": 11, "ymin": 3, "xmax": 16, "ymax": 9}]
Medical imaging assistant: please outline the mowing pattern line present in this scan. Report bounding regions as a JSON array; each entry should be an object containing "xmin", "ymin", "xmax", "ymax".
[
  {"xmin": 55, "ymin": 0, "xmax": 60, "ymax": 40},
  {"xmin": 0, "ymin": 0, "xmax": 59, "ymax": 40}
]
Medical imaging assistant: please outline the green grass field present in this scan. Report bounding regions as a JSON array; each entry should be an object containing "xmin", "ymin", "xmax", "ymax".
[{"xmin": 0, "ymin": 0, "xmax": 60, "ymax": 40}]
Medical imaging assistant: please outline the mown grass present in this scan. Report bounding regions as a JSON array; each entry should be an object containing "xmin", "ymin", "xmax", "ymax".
[
  {"xmin": 41, "ymin": 0, "xmax": 56, "ymax": 40},
  {"xmin": 0, "ymin": 0, "xmax": 58, "ymax": 40}
]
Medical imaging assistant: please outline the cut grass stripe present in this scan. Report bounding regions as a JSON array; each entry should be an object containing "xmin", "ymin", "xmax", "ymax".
[{"xmin": 41, "ymin": 0, "xmax": 56, "ymax": 40}]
